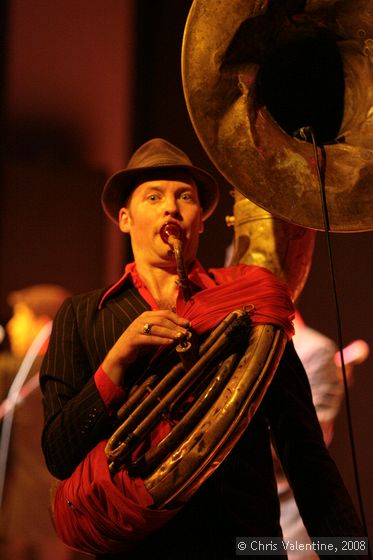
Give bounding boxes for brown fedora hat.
[101,138,219,223]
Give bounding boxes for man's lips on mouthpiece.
[160,222,183,245]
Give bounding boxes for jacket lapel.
[103,286,151,328]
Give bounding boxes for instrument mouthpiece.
[160,222,182,245]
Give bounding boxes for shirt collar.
[98,259,217,309]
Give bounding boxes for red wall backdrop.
[1,0,372,546]
[1,0,135,308]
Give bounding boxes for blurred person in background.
[274,310,369,558]
[0,284,90,560]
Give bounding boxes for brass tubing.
[109,316,247,469]
[168,235,192,302]
[105,310,251,471]
[176,330,199,371]
[105,362,185,467]
[107,309,246,468]
[145,326,287,508]
[159,223,192,302]
[115,374,159,422]
[129,352,241,478]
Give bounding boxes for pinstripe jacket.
[40,284,152,479]
[40,279,364,559]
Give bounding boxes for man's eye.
[147,194,160,202]
[180,192,193,201]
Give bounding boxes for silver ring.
[143,322,152,335]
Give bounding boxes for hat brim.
[101,163,219,223]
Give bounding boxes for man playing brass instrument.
[40,139,365,559]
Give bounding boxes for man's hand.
[102,310,191,386]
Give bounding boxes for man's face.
[118,177,204,270]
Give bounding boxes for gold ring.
[143,322,152,335]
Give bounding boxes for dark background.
[0,0,372,544]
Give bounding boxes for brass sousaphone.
[107,0,373,512]
[183,0,373,232]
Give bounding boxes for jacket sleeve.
[264,341,364,539]
[40,298,116,480]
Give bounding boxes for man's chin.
[153,245,196,270]
[152,251,177,269]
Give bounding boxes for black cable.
[303,126,371,553]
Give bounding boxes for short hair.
[7,284,71,319]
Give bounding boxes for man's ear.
[119,208,131,233]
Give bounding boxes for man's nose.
[164,196,181,217]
